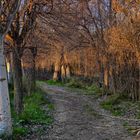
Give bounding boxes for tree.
[32,0,140,101]
[9,0,37,114]
[0,0,21,136]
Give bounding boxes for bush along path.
[10,88,54,140]
[38,81,140,140]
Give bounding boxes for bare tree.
[0,0,21,136]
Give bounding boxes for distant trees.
[34,0,140,100]
[34,0,80,81]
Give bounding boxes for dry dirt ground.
[39,83,140,140]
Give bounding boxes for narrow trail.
[40,83,139,140]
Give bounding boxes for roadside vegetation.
[101,94,140,118]
[46,78,103,95]
[10,87,54,140]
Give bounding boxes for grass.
[100,94,127,116]
[123,122,140,135]
[100,94,140,117]
[46,80,64,86]
[47,103,55,110]
[84,104,101,117]
[85,84,103,96]
[65,77,85,89]
[10,88,54,139]
[45,78,103,97]
[13,127,29,136]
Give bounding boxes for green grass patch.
[84,104,101,117]
[100,94,127,116]
[86,84,100,92]
[66,80,103,97]
[85,84,103,96]
[13,127,29,136]
[66,78,85,89]
[46,79,64,86]
[10,88,53,139]
[47,103,55,110]
[43,78,103,97]
[100,94,140,117]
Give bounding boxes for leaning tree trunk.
[12,47,23,114]
[0,36,12,136]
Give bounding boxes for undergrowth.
[46,78,103,96]
[46,80,64,86]
[10,88,54,139]
[100,94,140,117]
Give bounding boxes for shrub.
[66,77,85,89]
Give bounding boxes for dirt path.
[40,83,139,140]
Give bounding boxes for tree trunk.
[99,63,104,88]
[138,61,140,101]
[30,58,36,93]
[53,62,60,81]
[104,66,109,89]
[66,65,71,79]
[61,65,66,82]
[109,66,115,93]
[0,36,12,136]
[12,47,23,114]
[6,55,13,84]
[27,66,36,95]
